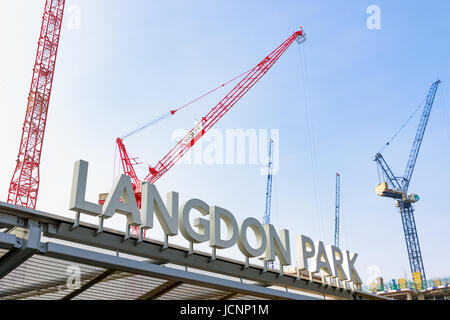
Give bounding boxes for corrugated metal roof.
[0,252,104,300]
[158,283,228,300]
[0,249,283,300]
[75,272,167,300]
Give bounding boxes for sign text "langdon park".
[69,160,362,284]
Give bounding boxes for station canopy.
[0,202,382,300]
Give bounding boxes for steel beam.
[219,292,239,300]
[62,269,117,300]
[0,220,41,280]
[0,232,19,251]
[0,213,25,230]
[137,280,182,300]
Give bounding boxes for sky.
[0,0,449,284]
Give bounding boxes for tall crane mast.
[116,138,143,208]
[263,138,274,226]
[116,28,306,203]
[7,0,66,209]
[263,138,274,269]
[334,173,340,248]
[374,80,441,289]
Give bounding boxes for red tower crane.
[7,0,66,209]
[116,28,306,206]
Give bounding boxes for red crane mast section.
[116,137,143,207]
[8,0,66,209]
[117,28,306,205]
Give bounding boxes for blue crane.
[334,173,340,248]
[263,138,274,226]
[263,138,274,269]
[374,80,441,289]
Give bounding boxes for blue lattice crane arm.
[263,139,274,226]
[334,173,341,248]
[402,80,441,192]
[374,153,402,190]
[263,138,274,270]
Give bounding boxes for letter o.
[237,217,267,257]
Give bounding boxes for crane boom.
[7,0,66,209]
[143,28,306,184]
[374,153,402,190]
[116,138,140,188]
[116,137,142,207]
[402,80,441,192]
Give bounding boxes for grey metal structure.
[0,202,385,300]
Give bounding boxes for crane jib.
[119,28,306,186]
[183,122,205,147]
[145,28,306,183]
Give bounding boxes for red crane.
[7,0,66,209]
[116,28,306,207]
[116,137,143,208]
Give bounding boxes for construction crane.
[334,173,340,248]
[263,138,274,226]
[115,28,306,207]
[7,0,66,209]
[374,80,441,289]
[263,138,274,269]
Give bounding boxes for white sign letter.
[69,160,101,216]
[101,174,142,227]
[297,235,315,271]
[326,245,348,280]
[237,218,267,258]
[310,241,333,276]
[343,250,363,285]
[141,182,179,236]
[264,224,291,266]
[209,206,238,249]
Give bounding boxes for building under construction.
[364,276,450,300]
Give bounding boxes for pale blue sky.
[0,0,449,283]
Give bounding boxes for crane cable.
[377,97,427,154]
[115,66,255,181]
[298,44,325,240]
[120,66,254,140]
